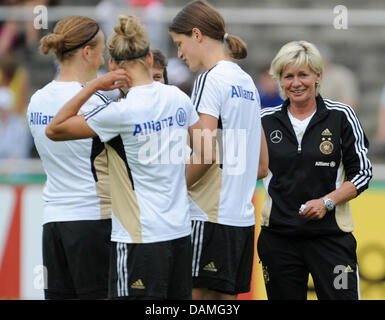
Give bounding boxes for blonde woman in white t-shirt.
[169,0,268,300]
[27,16,112,299]
[46,15,211,300]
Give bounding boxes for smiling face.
[280,63,321,105]
[152,66,165,83]
[170,31,202,72]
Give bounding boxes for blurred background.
[0,0,384,300]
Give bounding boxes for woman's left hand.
[88,70,131,92]
[299,199,327,220]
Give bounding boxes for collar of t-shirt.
[287,109,316,144]
[214,59,238,69]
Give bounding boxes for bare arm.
[258,126,269,180]
[300,104,370,220]
[326,181,357,205]
[46,70,130,141]
[186,114,217,187]
[300,181,357,220]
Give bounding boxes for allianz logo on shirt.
[231,85,255,101]
[29,112,54,125]
[133,108,187,137]
[133,116,173,136]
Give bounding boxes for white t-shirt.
[27,81,112,224]
[189,60,262,227]
[288,110,316,145]
[86,81,199,244]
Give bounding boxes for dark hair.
[169,0,247,60]
[151,49,168,84]
[40,16,100,62]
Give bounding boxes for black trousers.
[257,229,360,300]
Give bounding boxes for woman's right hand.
[88,70,131,92]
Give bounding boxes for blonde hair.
[40,16,99,62]
[108,15,150,68]
[169,0,247,60]
[270,40,323,99]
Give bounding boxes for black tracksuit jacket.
[260,95,372,236]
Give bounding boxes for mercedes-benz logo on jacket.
[270,130,283,143]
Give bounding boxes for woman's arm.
[186,113,217,187]
[299,181,357,220]
[46,70,130,141]
[300,105,372,221]
[258,126,269,180]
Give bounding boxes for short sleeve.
[85,101,121,142]
[195,74,221,119]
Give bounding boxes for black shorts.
[257,228,360,300]
[108,235,192,300]
[191,220,255,295]
[42,219,111,299]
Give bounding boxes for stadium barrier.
[1,172,384,300]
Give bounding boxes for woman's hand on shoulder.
[87,70,131,92]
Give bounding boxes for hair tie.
[223,33,229,41]
[62,25,100,54]
[112,48,150,62]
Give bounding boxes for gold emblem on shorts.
[203,261,218,272]
[320,137,334,155]
[321,128,332,136]
[131,279,145,289]
[345,265,354,273]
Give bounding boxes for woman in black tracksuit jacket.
[257,40,372,300]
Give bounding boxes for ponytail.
[225,34,247,60]
[39,16,99,62]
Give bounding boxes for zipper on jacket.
[297,143,302,154]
